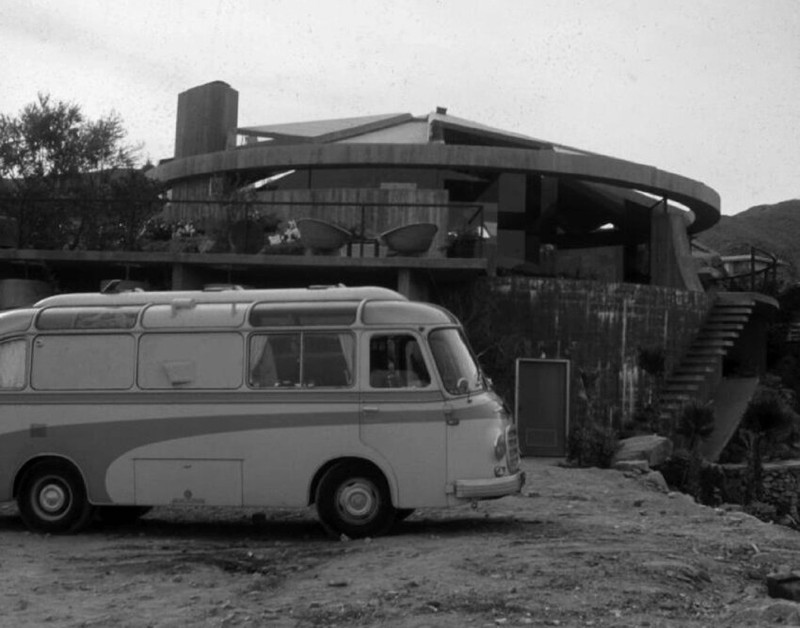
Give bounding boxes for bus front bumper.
[453,471,525,500]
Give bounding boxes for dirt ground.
[2,459,800,628]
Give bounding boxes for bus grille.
[506,425,520,472]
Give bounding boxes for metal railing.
[0,196,488,259]
[719,246,779,293]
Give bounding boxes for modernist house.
[0,80,778,457]
[149,81,721,299]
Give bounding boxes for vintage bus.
[0,285,523,537]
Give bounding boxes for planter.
[380,223,438,256]
[296,218,352,254]
[229,220,268,254]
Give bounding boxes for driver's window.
[369,334,431,388]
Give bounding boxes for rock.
[612,434,673,467]
[767,571,800,601]
[639,470,669,494]
[613,459,650,473]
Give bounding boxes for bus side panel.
[107,424,371,508]
[359,391,449,508]
[0,392,371,508]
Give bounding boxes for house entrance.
[515,359,570,457]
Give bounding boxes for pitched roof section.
[238,109,563,149]
[427,112,556,150]
[238,113,414,144]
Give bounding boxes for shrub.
[675,399,715,451]
[567,422,618,468]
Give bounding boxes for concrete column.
[650,202,703,292]
[171,264,206,290]
[396,269,429,301]
[496,173,527,265]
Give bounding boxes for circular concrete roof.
[152,143,720,233]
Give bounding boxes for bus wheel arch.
[312,458,397,538]
[15,457,93,534]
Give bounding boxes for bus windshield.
[429,328,485,395]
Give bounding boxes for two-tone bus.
[0,285,523,537]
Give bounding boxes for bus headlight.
[494,433,507,460]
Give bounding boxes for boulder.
[639,470,669,494]
[612,434,673,468]
[767,571,800,602]
[613,459,650,473]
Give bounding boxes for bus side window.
[302,333,353,388]
[406,339,431,388]
[0,338,26,390]
[250,333,300,388]
[369,335,430,388]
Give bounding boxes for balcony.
[0,196,491,291]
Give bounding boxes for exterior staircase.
[658,293,757,444]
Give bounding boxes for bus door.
[359,332,447,507]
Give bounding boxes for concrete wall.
[650,205,703,292]
[440,276,713,427]
[175,81,238,159]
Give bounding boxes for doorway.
[515,359,570,457]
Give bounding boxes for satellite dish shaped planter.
[296,218,352,254]
[380,223,438,256]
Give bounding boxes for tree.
[0,94,163,250]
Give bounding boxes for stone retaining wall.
[440,276,713,426]
[720,460,800,517]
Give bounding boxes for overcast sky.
[1,0,798,215]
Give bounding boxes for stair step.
[697,331,741,340]
[686,347,728,356]
[664,385,700,394]
[681,354,720,361]
[693,339,735,348]
[660,394,695,404]
[704,323,745,331]
[710,307,754,315]
[707,315,750,323]
[666,373,706,388]
[673,365,715,374]
[715,295,756,306]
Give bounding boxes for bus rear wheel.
[17,461,92,534]
[316,463,396,538]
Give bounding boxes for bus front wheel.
[316,463,396,538]
[17,461,92,534]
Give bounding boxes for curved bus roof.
[33,285,407,308]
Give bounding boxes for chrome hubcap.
[32,477,71,520]
[39,484,67,513]
[337,480,377,522]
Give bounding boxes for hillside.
[697,199,800,281]
[2,459,800,626]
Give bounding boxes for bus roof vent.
[308,284,346,290]
[203,284,244,291]
[171,298,196,313]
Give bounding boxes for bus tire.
[316,462,396,538]
[17,461,93,534]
